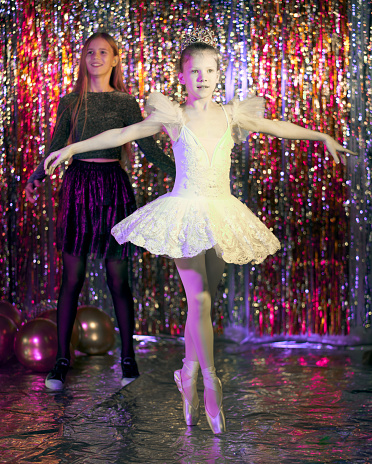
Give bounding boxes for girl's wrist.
[319,133,330,143]
[68,145,77,157]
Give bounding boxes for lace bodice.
[172,117,234,198]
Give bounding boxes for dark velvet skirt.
[56,159,137,259]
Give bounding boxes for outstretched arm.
[44,116,163,175]
[244,118,356,164]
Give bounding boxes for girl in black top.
[26,32,175,390]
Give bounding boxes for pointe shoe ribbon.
[202,366,226,434]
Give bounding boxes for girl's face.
[179,51,220,100]
[85,37,118,80]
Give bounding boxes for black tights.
[56,252,135,361]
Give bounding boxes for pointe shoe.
[174,358,200,426]
[202,366,226,434]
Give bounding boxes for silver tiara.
[181,27,218,52]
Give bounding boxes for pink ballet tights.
[175,250,225,418]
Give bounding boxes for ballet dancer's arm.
[243,118,356,164]
[44,117,163,176]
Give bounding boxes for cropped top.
[27,91,176,185]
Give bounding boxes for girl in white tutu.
[45,27,354,433]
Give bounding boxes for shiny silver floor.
[1,336,372,463]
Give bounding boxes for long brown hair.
[69,32,128,143]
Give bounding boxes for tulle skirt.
[56,159,136,259]
[112,192,280,265]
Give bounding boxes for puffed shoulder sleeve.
[226,93,266,144]
[145,92,183,141]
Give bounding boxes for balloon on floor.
[0,301,22,328]
[0,315,18,364]
[76,306,115,355]
[14,319,58,372]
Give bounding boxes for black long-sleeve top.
[27,90,175,185]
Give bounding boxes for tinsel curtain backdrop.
[0,0,371,343]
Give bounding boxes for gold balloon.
[0,300,22,327]
[14,319,58,372]
[76,306,115,355]
[0,315,17,364]
[38,309,81,348]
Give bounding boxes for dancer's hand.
[25,180,41,204]
[323,135,358,165]
[44,146,74,176]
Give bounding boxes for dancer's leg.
[56,252,87,360]
[183,248,224,362]
[175,254,212,368]
[105,258,135,360]
[203,249,225,421]
[175,254,222,417]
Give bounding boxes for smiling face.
[85,36,118,80]
[178,51,220,101]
